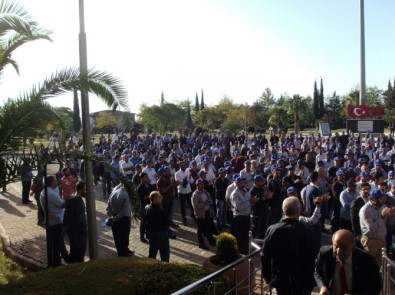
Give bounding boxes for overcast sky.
[1,0,395,114]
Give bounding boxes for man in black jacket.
[315,229,382,295]
[63,181,87,263]
[261,196,316,295]
[145,191,170,262]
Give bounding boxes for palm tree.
[284,94,308,134]
[267,107,289,134]
[0,0,52,76]
[0,0,128,177]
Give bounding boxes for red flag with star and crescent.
[347,105,382,119]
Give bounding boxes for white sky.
[1,0,395,114]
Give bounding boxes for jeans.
[216,199,227,228]
[148,231,170,262]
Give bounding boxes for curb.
[0,222,44,271]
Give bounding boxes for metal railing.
[382,248,395,295]
[172,238,264,295]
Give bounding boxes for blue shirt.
[40,187,64,226]
[340,188,358,221]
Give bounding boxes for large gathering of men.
[18,129,395,294]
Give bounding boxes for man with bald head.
[315,229,382,295]
[261,197,316,295]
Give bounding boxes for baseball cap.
[287,186,297,194]
[254,175,264,181]
[198,169,207,176]
[232,173,240,180]
[333,157,340,161]
[369,189,386,199]
[235,176,246,183]
[360,171,368,177]
[135,164,142,169]
[218,168,226,174]
[336,169,344,176]
[196,178,204,185]
[389,170,395,177]
[286,165,295,170]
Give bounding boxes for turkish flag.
[347,105,370,119]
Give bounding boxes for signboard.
[346,120,385,133]
[319,122,331,136]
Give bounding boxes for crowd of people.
[20,129,395,293]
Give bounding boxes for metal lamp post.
[78,0,98,260]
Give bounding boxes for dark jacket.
[261,218,316,292]
[64,196,87,234]
[315,245,382,295]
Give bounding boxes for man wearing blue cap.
[214,168,229,231]
[230,177,258,254]
[331,169,346,234]
[192,178,215,250]
[250,175,272,239]
[268,167,286,225]
[359,188,395,266]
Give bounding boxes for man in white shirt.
[142,159,158,186]
[174,160,195,225]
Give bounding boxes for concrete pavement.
[0,176,214,271]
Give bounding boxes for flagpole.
[359,0,366,105]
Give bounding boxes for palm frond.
[0,97,61,153]
[17,67,129,111]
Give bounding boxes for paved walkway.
[0,176,213,270]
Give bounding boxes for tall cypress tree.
[160,91,165,105]
[319,78,325,117]
[195,91,199,112]
[200,89,205,110]
[73,89,81,133]
[313,80,319,119]
[186,99,193,129]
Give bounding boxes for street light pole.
[359,0,366,105]
[78,0,98,260]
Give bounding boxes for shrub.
[215,232,241,265]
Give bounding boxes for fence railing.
[171,238,265,295]
[382,248,395,295]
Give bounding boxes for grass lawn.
[0,246,26,285]
[0,252,228,295]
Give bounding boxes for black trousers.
[179,193,195,223]
[111,216,131,256]
[22,180,31,203]
[231,215,250,255]
[67,228,87,263]
[48,223,63,267]
[197,211,214,246]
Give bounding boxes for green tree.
[200,89,205,110]
[185,99,193,129]
[195,107,225,131]
[73,89,81,133]
[53,106,73,132]
[325,91,345,129]
[256,87,276,112]
[0,1,128,155]
[383,79,395,123]
[195,91,199,113]
[313,80,319,119]
[160,91,165,105]
[138,103,185,133]
[94,112,117,130]
[319,78,325,117]
[267,107,289,134]
[284,94,309,133]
